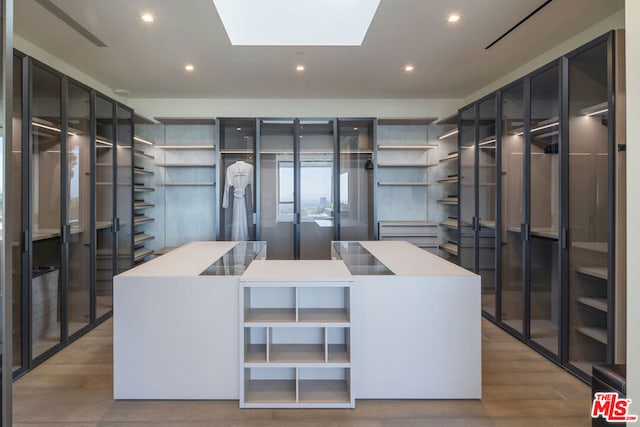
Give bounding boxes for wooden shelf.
[440,153,458,162]
[134,234,155,245]
[480,220,496,229]
[134,247,154,262]
[134,168,154,176]
[437,197,458,205]
[245,308,296,324]
[439,218,458,229]
[134,216,154,225]
[134,202,155,210]
[298,308,349,324]
[575,266,608,281]
[576,327,607,344]
[577,297,608,312]
[134,150,154,160]
[572,241,607,253]
[134,185,154,192]
[440,242,459,256]
[438,176,458,183]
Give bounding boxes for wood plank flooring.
[13,318,592,426]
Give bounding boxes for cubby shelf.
[440,242,459,256]
[577,326,608,345]
[240,260,354,408]
[577,297,608,312]
[575,266,608,281]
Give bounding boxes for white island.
[114,240,481,404]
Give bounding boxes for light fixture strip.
[586,108,609,117]
[438,129,459,140]
[97,138,114,147]
[134,136,154,145]
[32,121,77,136]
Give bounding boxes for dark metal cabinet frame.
[13,50,133,377]
[466,31,622,384]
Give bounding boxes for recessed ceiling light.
[353,127,358,131]
[296,65,305,72]
[141,13,154,23]
[448,14,461,23]
[236,127,242,131]
[185,64,195,72]
[404,65,414,72]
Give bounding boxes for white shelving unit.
[133,131,156,264]
[240,260,354,408]
[378,221,439,252]
[434,114,459,263]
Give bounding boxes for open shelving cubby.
[240,260,354,408]
[376,118,442,254]
[431,113,460,263]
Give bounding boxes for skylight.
[212,0,381,46]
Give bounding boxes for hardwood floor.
[13,318,592,426]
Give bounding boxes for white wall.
[462,9,625,105]
[127,97,461,122]
[625,0,638,414]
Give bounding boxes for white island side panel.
[351,274,481,399]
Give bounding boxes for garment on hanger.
[222,160,254,241]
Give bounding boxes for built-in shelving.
[134,216,154,225]
[439,218,458,229]
[134,185,154,192]
[440,153,458,162]
[576,327,608,345]
[577,297,608,312]
[134,247,155,262]
[133,233,155,245]
[437,197,458,205]
[240,261,354,408]
[134,168,154,176]
[439,242,459,256]
[575,266,608,281]
[134,201,155,210]
[134,150,154,160]
[438,175,458,184]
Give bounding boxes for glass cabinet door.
[95,95,114,320]
[458,105,476,271]
[219,119,256,241]
[30,64,62,359]
[116,105,133,273]
[299,119,336,259]
[66,82,91,336]
[500,82,526,334]
[337,119,374,241]
[566,40,610,375]
[259,120,295,259]
[478,95,498,317]
[528,64,561,356]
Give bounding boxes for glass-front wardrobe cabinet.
[13,54,133,372]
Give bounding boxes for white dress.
[222,161,254,241]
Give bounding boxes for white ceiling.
[14,0,624,99]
